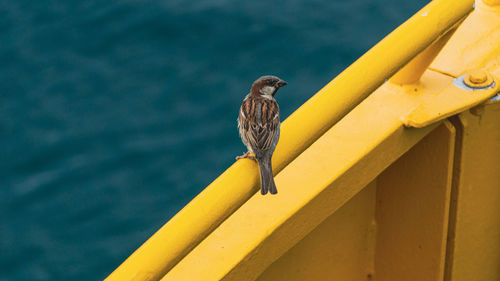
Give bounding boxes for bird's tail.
[257,156,277,195]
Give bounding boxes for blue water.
[1,0,426,280]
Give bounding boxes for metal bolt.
[463,70,494,89]
[467,70,487,84]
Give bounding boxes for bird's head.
[251,75,287,98]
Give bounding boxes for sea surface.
[1,0,426,280]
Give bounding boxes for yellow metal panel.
[444,103,500,281]
[255,182,377,281]
[483,0,500,6]
[161,70,453,281]
[375,122,455,281]
[403,75,499,128]
[106,1,474,280]
[430,0,500,78]
[256,120,457,281]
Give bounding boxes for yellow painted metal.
[106,1,474,280]
[375,122,455,280]
[161,69,454,281]
[403,71,499,128]
[444,104,500,281]
[483,0,500,6]
[257,182,377,281]
[256,122,456,281]
[430,0,500,78]
[389,28,456,85]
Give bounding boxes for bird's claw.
[236,152,256,161]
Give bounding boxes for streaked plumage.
[237,75,287,195]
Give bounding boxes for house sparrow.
[237,75,287,195]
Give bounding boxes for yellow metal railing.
[103,0,500,280]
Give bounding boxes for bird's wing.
[239,96,280,154]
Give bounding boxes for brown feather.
[239,95,279,155]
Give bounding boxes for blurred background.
[1,0,426,280]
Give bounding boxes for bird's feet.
[236,151,256,161]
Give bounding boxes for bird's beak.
[277,80,288,88]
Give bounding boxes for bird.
[237,75,287,195]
